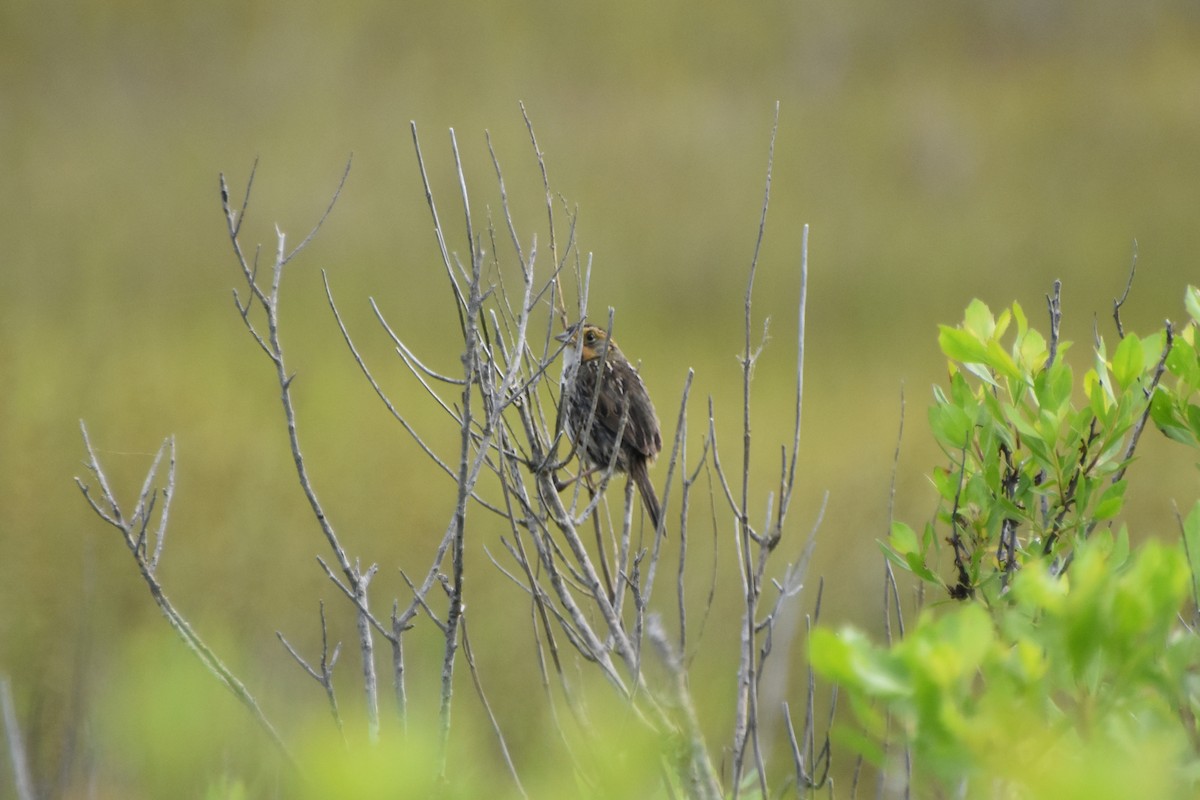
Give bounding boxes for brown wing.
[603,359,662,461]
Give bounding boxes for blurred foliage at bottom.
[813,533,1200,799]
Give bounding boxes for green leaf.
[948,370,976,407]
[1083,368,1110,416]
[939,326,990,365]
[807,627,854,682]
[993,307,1012,341]
[905,552,941,584]
[1011,557,1069,612]
[809,628,911,699]
[1187,403,1200,439]
[1111,333,1144,391]
[929,466,958,501]
[1017,327,1047,370]
[1112,523,1130,568]
[829,725,887,769]
[1034,362,1073,414]
[938,321,1021,381]
[985,340,1021,381]
[963,298,996,340]
[1140,330,1166,369]
[1185,285,1200,326]
[1150,389,1194,444]
[1183,500,1200,608]
[1165,336,1200,388]
[1012,300,1028,336]
[922,604,994,686]
[1092,480,1126,521]
[1036,407,1064,445]
[1091,340,1113,395]
[881,542,911,572]
[929,403,972,450]
[890,521,919,554]
[1002,403,1040,442]
[1158,424,1194,446]
[962,361,1001,388]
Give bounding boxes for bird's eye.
[584,331,595,344]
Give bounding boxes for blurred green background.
[5,0,1200,795]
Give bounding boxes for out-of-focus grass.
[4,0,1200,793]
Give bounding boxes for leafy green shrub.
[812,285,1200,798]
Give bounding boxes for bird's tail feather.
[632,461,663,536]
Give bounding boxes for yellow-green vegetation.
[813,286,1200,797]
[813,536,1197,799]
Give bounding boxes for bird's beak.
[555,327,576,344]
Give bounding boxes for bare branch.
[461,617,529,799]
[732,101,781,800]
[277,601,345,740]
[75,424,298,771]
[221,161,386,739]
[519,101,569,329]
[1113,321,1174,486]
[410,121,469,331]
[1113,239,1138,338]
[282,156,353,265]
[780,224,809,523]
[1044,279,1063,370]
[884,385,908,642]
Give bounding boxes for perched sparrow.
[557,323,663,531]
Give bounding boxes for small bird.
[557,323,663,531]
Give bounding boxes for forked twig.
[75,422,297,771]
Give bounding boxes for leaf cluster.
[814,531,1200,797]
[813,285,1200,797]
[893,291,1170,600]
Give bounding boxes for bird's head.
[557,324,618,363]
